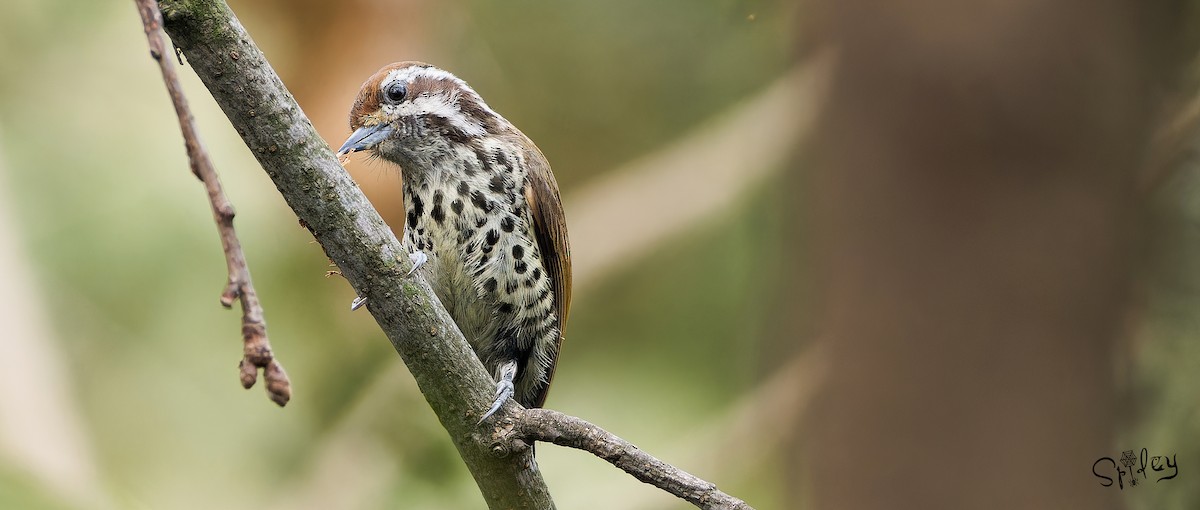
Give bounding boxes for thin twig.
[134,0,291,406]
[504,409,755,510]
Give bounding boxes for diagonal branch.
[151,0,552,507]
[147,1,756,508]
[134,0,290,406]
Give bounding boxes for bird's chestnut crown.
[337,62,512,158]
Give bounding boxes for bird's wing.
[523,144,571,408]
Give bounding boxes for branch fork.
[490,409,752,510]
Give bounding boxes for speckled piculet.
[337,62,571,420]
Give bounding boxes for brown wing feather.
[522,143,571,409]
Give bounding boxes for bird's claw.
[350,251,425,311]
[479,380,515,423]
[406,251,428,277]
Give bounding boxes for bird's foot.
[406,251,428,277]
[479,380,514,423]
[479,360,519,423]
[349,251,427,312]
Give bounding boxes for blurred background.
[0,1,1198,509]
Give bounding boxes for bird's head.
[336,62,509,168]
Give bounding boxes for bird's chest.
[401,157,549,354]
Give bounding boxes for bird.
[336,62,571,421]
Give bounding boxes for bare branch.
[150,0,553,506]
[133,0,290,406]
[146,0,757,508]
[504,409,753,510]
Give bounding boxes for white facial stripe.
[381,65,503,124]
[386,66,462,86]
[382,90,487,137]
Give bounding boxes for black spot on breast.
[407,210,418,228]
[505,280,518,294]
[486,229,500,246]
[489,174,506,194]
[500,216,515,232]
[483,278,497,292]
[524,277,535,288]
[474,147,492,172]
[537,288,550,301]
[431,204,445,224]
[498,302,515,314]
[457,181,470,196]
[410,194,425,218]
[515,260,528,274]
[451,199,464,215]
[532,267,542,279]
[494,149,509,169]
[512,245,524,259]
[471,190,494,212]
[475,217,487,229]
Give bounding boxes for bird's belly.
[417,234,500,360]
[401,173,559,406]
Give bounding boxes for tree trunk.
[797,1,1178,508]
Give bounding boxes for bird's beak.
[337,123,394,157]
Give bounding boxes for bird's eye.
[384,82,407,103]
